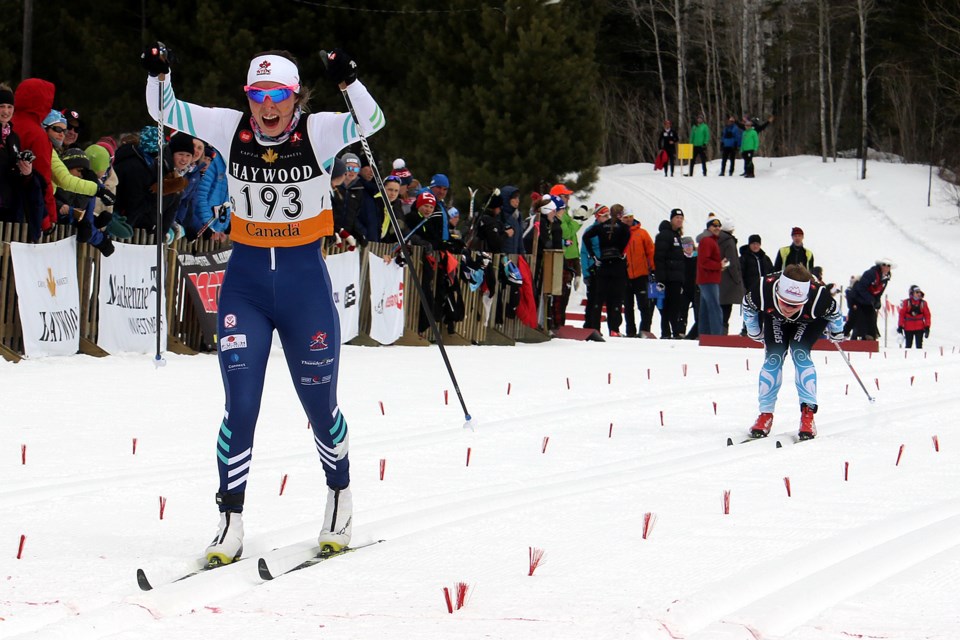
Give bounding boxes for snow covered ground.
[2,155,959,639]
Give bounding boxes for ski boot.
[205,511,244,566]
[798,403,817,441]
[318,486,353,554]
[750,412,774,438]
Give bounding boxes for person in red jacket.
[897,285,931,349]
[11,78,57,234]
[620,209,656,337]
[696,216,726,335]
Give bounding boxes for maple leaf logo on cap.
[256,60,271,76]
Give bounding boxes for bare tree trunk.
[740,0,749,116]
[645,0,669,120]
[826,5,836,160]
[857,0,871,180]
[753,4,763,117]
[819,0,828,161]
[674,0,687,133]
[833,31,855,161]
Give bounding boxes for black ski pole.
[328,57,474,428]
[834,342,875,403]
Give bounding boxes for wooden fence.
[0,222,551,362]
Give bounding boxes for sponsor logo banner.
[178,249,231,350]
[98,242,167,354]
[325,251,360,343]
[10,238,81,357]
[368,258,404,345]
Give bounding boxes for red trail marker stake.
[783,477,792,497]
[659,410,664,426]
[279,473,288,496]
[541,436,549,454]
[896,444,905,466]
[443,587,454,614]
[608,422,613,438]
[379,458,386,480]
[647,368,651,380]
[712,401,717,415]
[844,461,850,482]
[21,444,26,465]
[159,496,167,520]
[682,364,687,377]
[455,582,470,610]
[132,438,138,455]
[466,447,472,467]
[933,435,940,452]
[910,375,915,387]
[746,358,750,371]
[566,377,571,390]
[507,382,511,395]
[607,372,612,384]
[528,547,546,576]
[845,384,849,396]
[715,363,720,374]
[17,534,26,559]
[874,378,880,390]
[379,400,385,415]
[722,490,731,515]
[444,389,449,405]
[642,512,656,539]
[935,372,939,382]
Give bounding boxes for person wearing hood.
[897,285,931,349]
[847,259,893,340]
[499,185,523,254]
[12,78,58,234]
[0,83,42,235]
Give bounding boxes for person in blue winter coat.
[499,185,523,254]
[579,212,601,330]
[192,147,230,239]
[719,116,742,176]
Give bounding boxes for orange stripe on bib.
[229,209,334,248]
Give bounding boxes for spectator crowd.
[0,78,927,345]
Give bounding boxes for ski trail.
[661,499,960,639]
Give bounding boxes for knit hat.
[429,173,450,188]
[909,284,923,296]
[84,144,111,174]
[748,234,762,244]
[447,206,460,220]
[593,204,610,219]
[392,158,406,170]
[0,88,14,106]
[330,158,347,180]
[876,258,896,268]
[416,191,437,210]
[723,215,736,231]
[488,194,503,210]
[341,152,361,166]
[670,207,684,219]
[62,148,90,171]
[168,132,195,155]
[706,212,721,228]
[791,226,804,236]
[42,109,67,128]
[138,125,160,156]
[96,136,118,160]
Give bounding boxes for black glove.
[320,49,358,86]
[896,326,904,335]
[872,298,881,310]
[96,185,116,207]
[141,41,173,76]
[925,327,930,338]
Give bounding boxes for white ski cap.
[393,158,406,170]
[247,55,300,87]
[775,274,810,305]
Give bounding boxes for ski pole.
[834,342,875,403]
[153,48,170,368]
[327,56,474,429]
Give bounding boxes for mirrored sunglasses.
[243,84,299,103]
[346,166,360,173]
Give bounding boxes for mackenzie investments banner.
[178,249,231,350]
[324,251,360,343]
[97,243,167,354]
[9,237,81,357]
[367,257,404,345]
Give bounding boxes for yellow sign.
[678,143,694,160]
